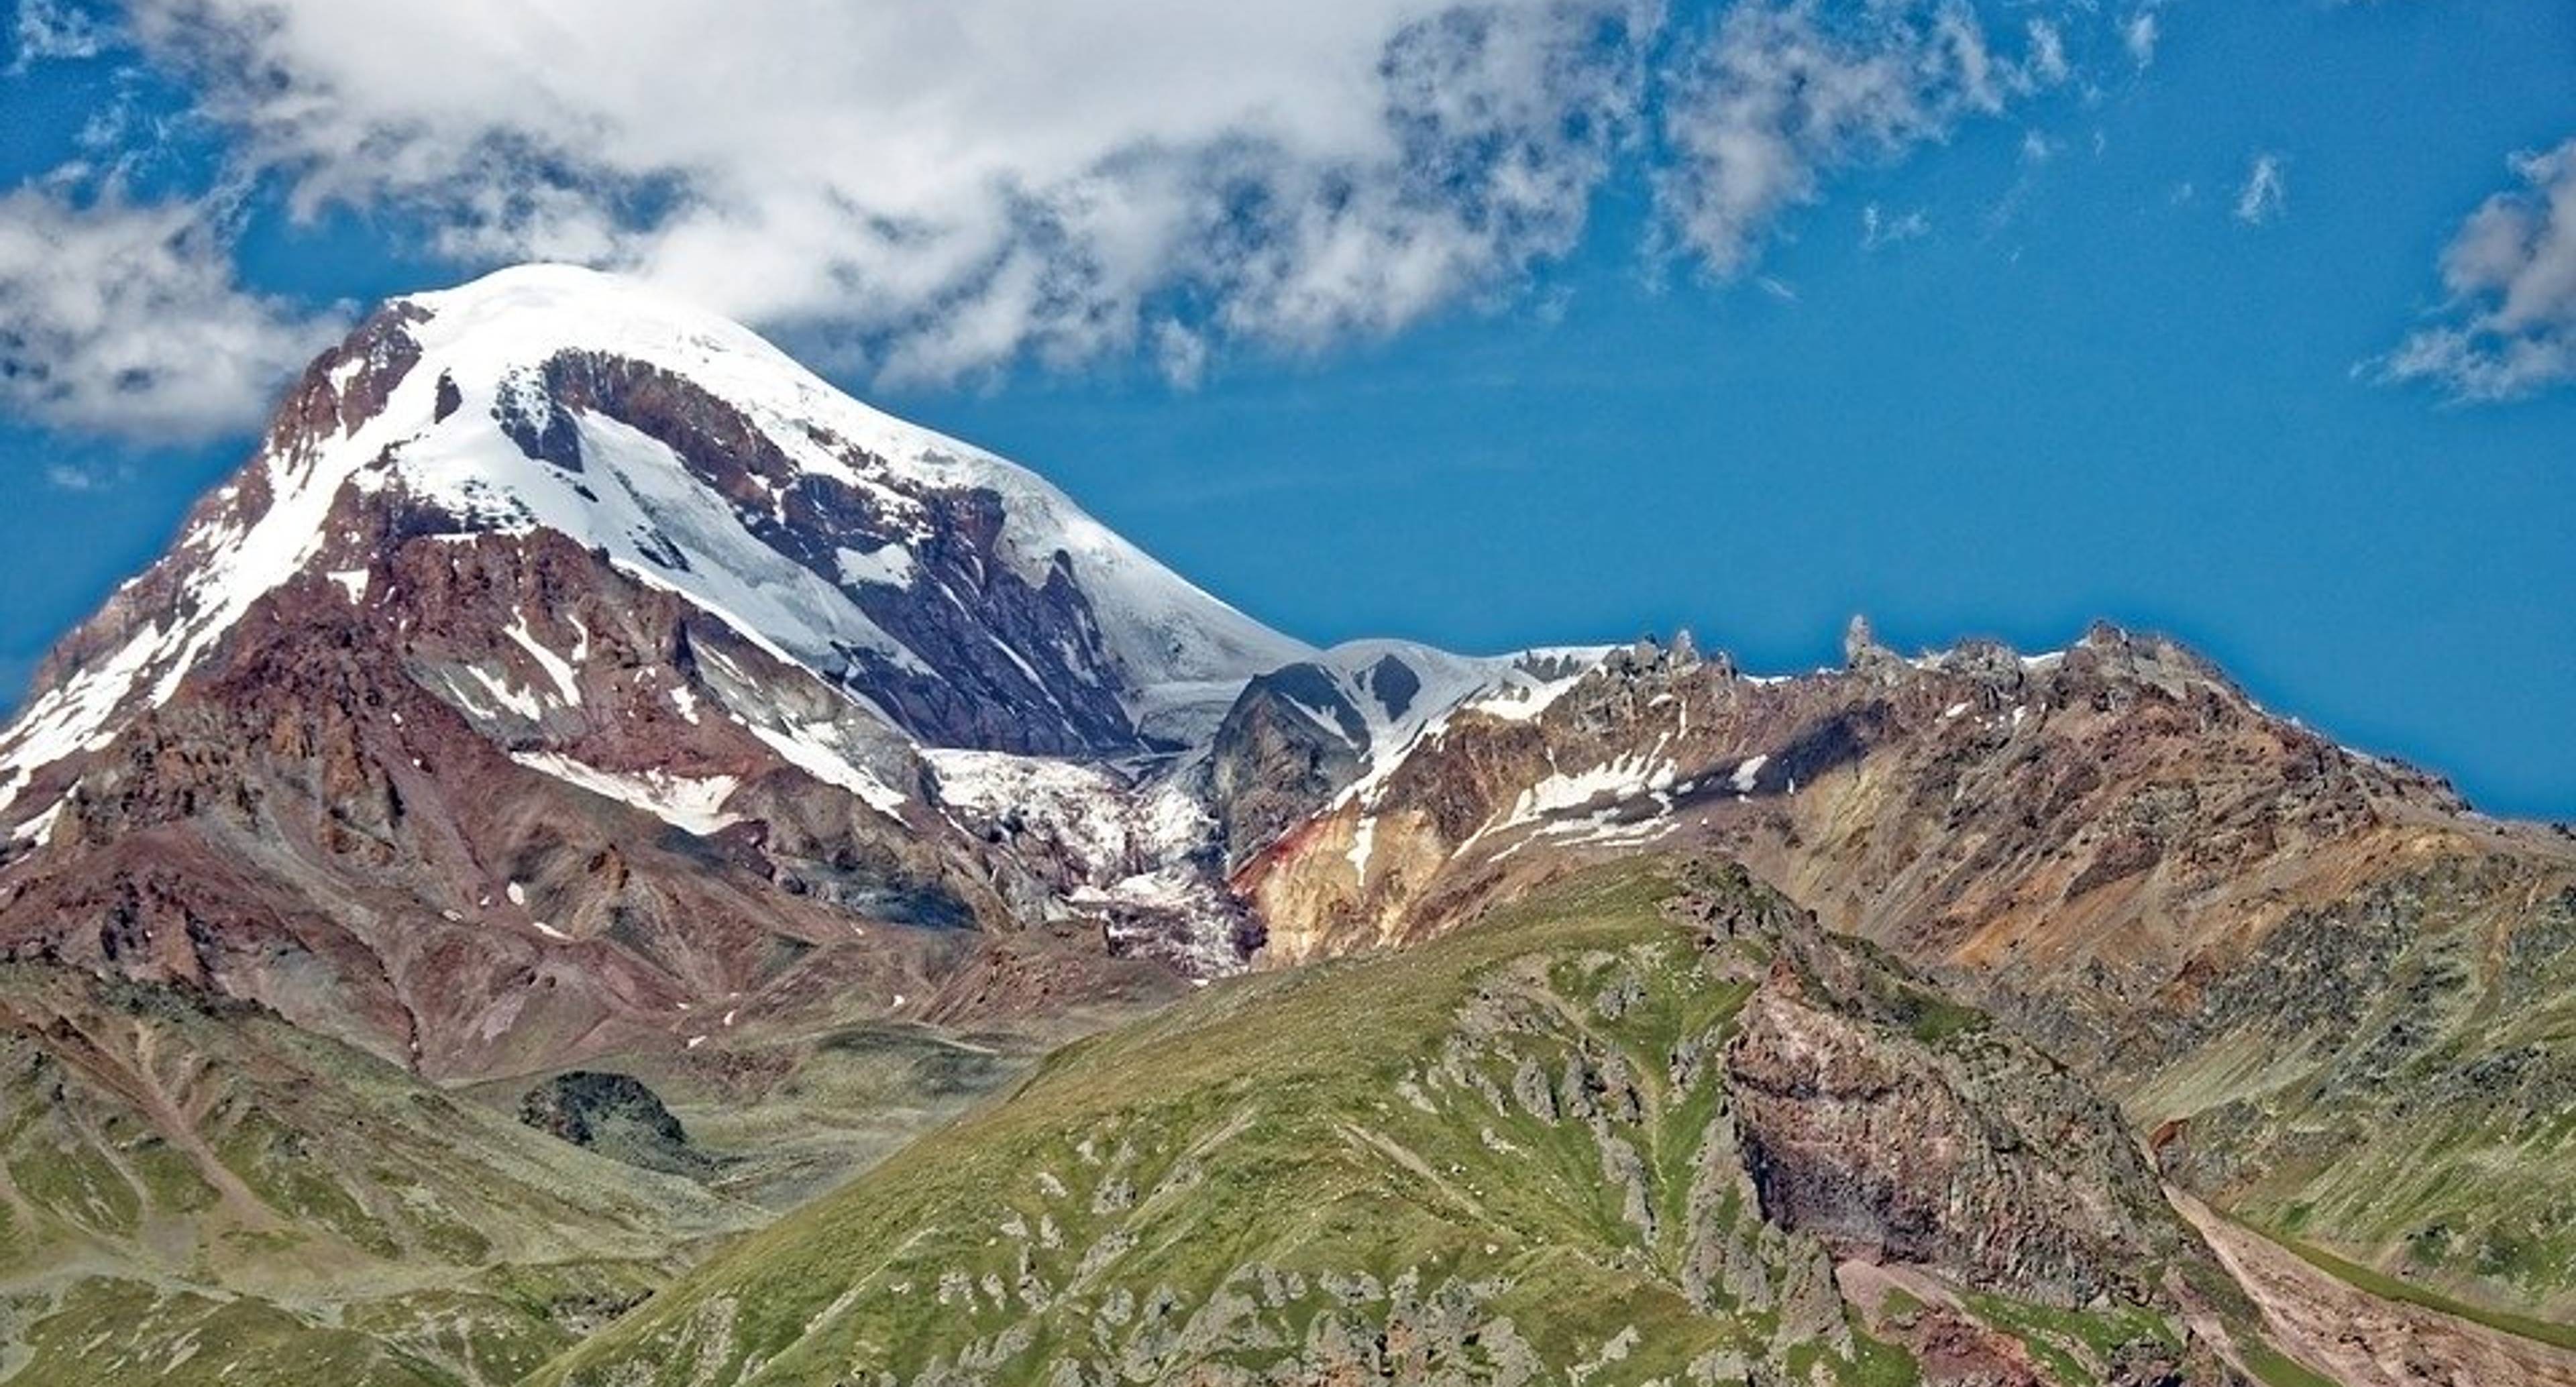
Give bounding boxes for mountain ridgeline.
[0,266,2569,1386]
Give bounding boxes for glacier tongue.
[924,746,1245,973]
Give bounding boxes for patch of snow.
[1348,815,1377,883]
[1322,642,1614,812]
[506,881,527,906]
[1066,863,1212,915]
[746,719,907,816]
[511,751,743,836]
[11,799,64,848]
[1729,755,1767,793]
[1459,653,1599,724]
[327,569,370,602]
[1280,693,1360,746]
[504,611,584,706]
[392,265,1310,718]
[926,747,1237,967]
[530,920,570,941]
[1493,805,1679,863]
[927,749,1136,868]
[0,616,180,815]
[456,663,548,721]
[934,750,1223,873]
[837,542,916,588]
[1503,750,1678,830]
[669,685,702,724]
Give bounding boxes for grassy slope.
[0,968,761,1386]
[2123,875,2576,1321]
[535,861,2218,1387]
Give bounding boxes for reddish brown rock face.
[1725,960,2184,1309]
[0,530,1020,1080]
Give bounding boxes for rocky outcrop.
[520,1070,712,1177]
[1727,964,2184,1310]
[1207,664,1366,864]
[1674,863,2207,1314]
[0,527,1036,1080]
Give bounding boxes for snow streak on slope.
[1312,641,1611,811]
[508,752,745,836]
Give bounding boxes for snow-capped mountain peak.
[0,265,1312,818]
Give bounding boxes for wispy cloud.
[9,0,110,72]
[125,0,1666,390]
[1861,203,1931,250]
[2122,9,2160,70]
[2371,136,2576,402]
[2234,152,2288,226]
[1654,1,2069,278]
[0,187,343,439]
[42,461,110,491]
[2026,18,2070,87]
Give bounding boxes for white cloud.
[1653,1,2061,279]
[2123,10,2159,70]
[123,0,1658,386]
[2025,19,2070,87]
[0,0,2137,431]
[2233,152,2288,225]
[9,0,109,71]
[1860,203,1931,249]
[0,188,343,439]
[2374,137,2576,402]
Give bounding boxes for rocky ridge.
[1224,620,2576,1317]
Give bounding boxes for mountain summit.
[0,264,1307,803]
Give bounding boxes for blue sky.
[1,1,2571,818]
